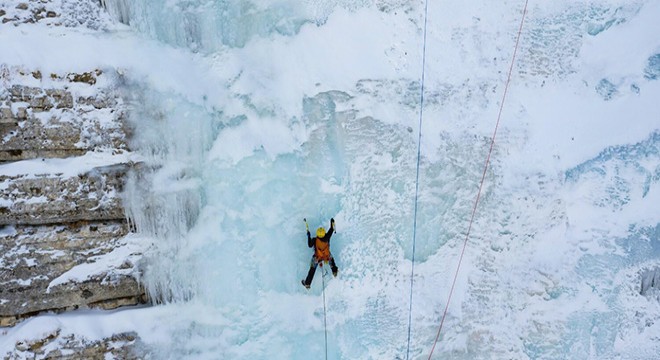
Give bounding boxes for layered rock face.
[0,65,147,326]
[6,330,142,359]
[0,72,148,360]
[1,1,147,357]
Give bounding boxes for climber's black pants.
[303,255,337,286]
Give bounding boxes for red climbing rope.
[427,1,530,358]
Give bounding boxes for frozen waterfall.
[105,0,660,359]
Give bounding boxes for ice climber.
[301,218,338,289]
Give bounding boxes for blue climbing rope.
[406,0,430,358]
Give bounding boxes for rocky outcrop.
[0,66,146,328]
[1,0,149,358]
[0,221,146,327]
[0,164,127,225]
[0,0,112,29]
[6,331,143,359]
[0,70,128,163]
[0,1,61,26]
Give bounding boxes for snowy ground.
[2,0,660,359]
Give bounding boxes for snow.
[2,0,660,359]
[0,150,133,178]
[46,234,148,292]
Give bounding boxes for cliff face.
[0,64,147,323]
[1,0,146,357]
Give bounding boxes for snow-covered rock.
[0,1,147,357]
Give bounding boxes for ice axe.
[304,218,337,234]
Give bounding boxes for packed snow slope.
[3,0,660,359]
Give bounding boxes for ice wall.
[114,0,660,358]
[100,0,371,51]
